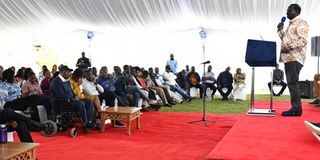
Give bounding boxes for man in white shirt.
[163,65,191,102]
[203,65,217,98]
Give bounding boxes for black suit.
[51,76,95,125]
[0,108,35,142]
[76,57,91,70]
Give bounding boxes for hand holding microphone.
[277,16,286,32]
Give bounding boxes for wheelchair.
[48,99,82,138]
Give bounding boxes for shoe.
[304,121,320,141]
[165,103,172,107]
[114,120,125,127]
[281,108,302,116]
[314,102,320,107]
[222,97,228,100]
[168,101,176,105]
[185,98,192,102]
[83,125,90,134]
[310,99,320,105]
[150,103,161,111]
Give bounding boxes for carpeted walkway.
[206,101,320,160]
[23,112,239,160]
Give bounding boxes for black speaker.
[299,80,314,98]
[245,39,277,67]
[311,36,320,57]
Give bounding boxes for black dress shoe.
[309,99,320,104]
[281,108,302,116]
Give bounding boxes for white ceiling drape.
[0,0,319,34]
[0,0,319,93]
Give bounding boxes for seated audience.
[51,64,58,76]
[97,66,128,106]
[40,70,52,96]
[309,73,320,106]
[232,68,246,101]
[202,65,217,98]
[14,68,25,87]
[82,69,104,111]
[186,66,203,98]
[38,65,48,83]
[176,69,187,91]
[268,64,287,96]
[217,67,233,100]
[142,70,172,107]
[163,65,191,102]
[3,69,52,122]
[50,66,95,131]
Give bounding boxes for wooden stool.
[99,107,142,135]
[0,142,40,160]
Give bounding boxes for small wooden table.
[99,107,142,135]
[0,142,40,160]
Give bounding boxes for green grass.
[159,94,313,114]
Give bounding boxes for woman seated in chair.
[2,69,52,122]
[81,69,104,111]
[232,68,246,101]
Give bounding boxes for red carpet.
[18,112,239,160]
[206,101,320,160]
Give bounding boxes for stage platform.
[206,101,319,160]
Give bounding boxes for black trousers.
[4,95,52,122]
[285,61,303,109]
[204,83,217,97]
[188,83,203,98]
[217,85,233,99]
[268,81,287,95]
[0,108,34,142]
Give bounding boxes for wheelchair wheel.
[70,127,77,138]
[41,120,58,137]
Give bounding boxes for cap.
[60,65,73,72]
[165,65,171,69]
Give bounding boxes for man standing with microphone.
[277,4,309,116]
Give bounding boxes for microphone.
[277,16,286,32]
[281,16,286,23]
[200,61,210,64]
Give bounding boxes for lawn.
[159,94,313,114]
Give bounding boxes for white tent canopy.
[0,0,319,93]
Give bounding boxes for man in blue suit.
[50,65,95,131]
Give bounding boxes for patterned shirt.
[21,80,42,96]
[278,17,309,65]
[0,81,21,104]
[234,73,246,85]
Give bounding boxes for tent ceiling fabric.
[0,0,319,34]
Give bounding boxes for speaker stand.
[247,67,276,116]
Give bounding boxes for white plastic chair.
[189,87,198,97]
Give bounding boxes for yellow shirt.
[69,78,85,99]
[278,17,309,65]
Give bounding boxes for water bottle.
[114,98,118,111]
[0,124,7,144]
[101,99,106,111]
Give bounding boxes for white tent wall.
[0,0,320,94]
